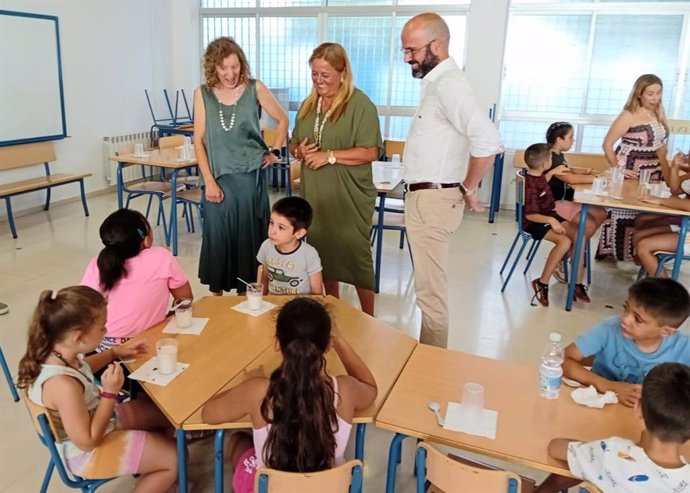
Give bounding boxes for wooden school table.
[182,295,418,493]
[372,160,405,293]
[376,344,689,493]
[124,295,280,493]
[567,180,690,310]
[108,147,197,256]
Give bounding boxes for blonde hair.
[202,37,251,89]
[624,74,669,130]
[17,286,106,388]
[297,43,354,123]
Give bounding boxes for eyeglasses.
[400,39,435,57]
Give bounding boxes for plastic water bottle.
[539,332,564,399]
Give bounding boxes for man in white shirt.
[401,13,503,348]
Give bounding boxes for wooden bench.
[513,149,609,173]
[0,141,91,238]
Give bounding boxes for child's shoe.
[530,279,549,307]
[575,284,591,303]
[552,263,567,283]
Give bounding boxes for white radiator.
[102,131,158,185]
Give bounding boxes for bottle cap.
[549,332,562,342]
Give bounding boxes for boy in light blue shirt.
[563,277,690,407]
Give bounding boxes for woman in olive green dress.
[194,37,288,294]
[290,43,383,316]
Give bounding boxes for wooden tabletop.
[125,296,285,427]
[183,295,417,430]
[375,345,689,476]
[108,147,197,169]
[574,179,690,217]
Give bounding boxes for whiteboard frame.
[0,10,67,147]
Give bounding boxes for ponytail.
[261,338,338,472]
[97,209,150,291]
[17,286,106,388]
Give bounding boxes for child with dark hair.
[536,362,690,492]
[523,143,588,307]
[17,286,176,492]
[562,277,690,407]
[202,297,377,492]
[257,197,323,295]
[80,208,192,350]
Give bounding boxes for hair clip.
[137,228,146,239]
[50,290,58,300]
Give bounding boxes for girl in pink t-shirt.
[81,209,192,350]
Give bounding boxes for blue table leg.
[176,429,188,493]
[171,169,179,256]
[488,153,504,224]
[116,162,124,209]
[672,216,688,280]
[214,430,226,493]
[385,433,409,493]
[375,192,386,293]
[355,423,366,461]
[566,204,588,311]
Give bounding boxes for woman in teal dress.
[290,43,383,316]
[194,37,288,294]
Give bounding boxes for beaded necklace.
[52,350,93,384]
[313,97,334,149]
[216,86,241,132]
[641,107,657,122]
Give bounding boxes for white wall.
[0,0,177,222]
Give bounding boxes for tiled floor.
[1,191,687,492]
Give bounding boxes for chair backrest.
[579,482,603,493]
[20,388,62,443]
[416,443,521,493]
[513,149,526,169]
[0,141,56,171]
[255,459,363,493]
[513,149,608,173]
[159,135,185,149]
[262,128,288,150]
[384,139,405,159]
[290,159,301,191]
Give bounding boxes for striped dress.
[596,122,668,262]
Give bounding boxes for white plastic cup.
[639,169,652,185]
[592,177,605,195]
[134,143,144,157]
[638,182,650,199]
[609,179,624,199]
[247,283,263,311]
[610,166,625,184]
[156,338,178,375]
[175,300,193,328]
[650,182,664,197]
[391,154,401,165]
[460,382,484,426]
[183,136,192,149]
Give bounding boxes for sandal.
[575,284,591,303]
[531,279,549,307]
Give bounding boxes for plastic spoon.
[428,401,445,427]
[237,277,251,287]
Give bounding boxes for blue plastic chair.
[500,170,591,291]
[636,250,690,279]
[0,344,19,402]
[415,443,519,492]
[255,459,363,493]
[20,389,114,492]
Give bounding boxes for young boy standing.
[536,362,690,492]
[563,277,690,407]
[256,197,323,295]
[522,143,588,307]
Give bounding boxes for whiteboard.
[0,10,67,147]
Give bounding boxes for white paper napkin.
[127,356,189,386]
[443,402,498,439]
[570,385,618,408]
[576,189,608,198]
[231,300,276,317]
[162,317,209,335]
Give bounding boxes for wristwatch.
[266,147,281,158]
[458,182,476,196]
[327,150,336,165]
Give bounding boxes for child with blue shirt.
[536,362,690,493]
[563,277,690,407]
[257,196,323,295]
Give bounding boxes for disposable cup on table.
[134,143,145,157]
[639,169,652,185]
[247,283,263,311]
[460,382,484,427]
[156,338,178,375]
[175,300,193,328]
